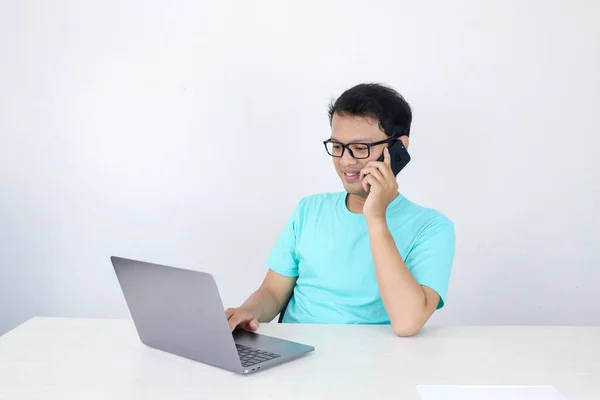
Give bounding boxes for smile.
[343,172,360,182]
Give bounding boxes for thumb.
[248,319,259,331]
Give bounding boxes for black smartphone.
[378,140,411,176]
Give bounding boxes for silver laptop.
[111,256,314,374]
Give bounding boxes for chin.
[343,182,367,196]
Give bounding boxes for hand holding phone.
[377,139,410,176]
[360,143,409,219]
[360,137,411,195]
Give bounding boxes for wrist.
[240,298,262,319]
[365,216,388,231]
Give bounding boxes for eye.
[354,146,368,151]
[332,144,342,149]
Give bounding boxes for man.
[226,83,455,337]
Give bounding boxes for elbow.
[391,319,423,337]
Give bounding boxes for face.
[329,114,394,196]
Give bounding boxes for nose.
[340,149,358,166]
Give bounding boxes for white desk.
[0,318,598,399]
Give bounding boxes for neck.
[345,193,368,214]
[345,191,400,214]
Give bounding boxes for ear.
[399,135,409,149]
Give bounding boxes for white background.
[1,0,599,335]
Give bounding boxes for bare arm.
[367,218,439,337]
[360,147,443,337]
[240,269,297,322]
[226,269,297,331]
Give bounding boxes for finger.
[240,318,260,331]
[229,310,256,332]
[361,162,377,181]
[363,174,382,194]
[377,161,395,182]
[383,147,392,167]
[225,308,235,319]
[362,175,370,193]
[229,310,249,330]
[228,315,240,332]
[361,166,385,184]
[361,167,382,193]
[360,165,378,181]
[366,159,394,181]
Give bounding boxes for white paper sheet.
[417,385,568,400]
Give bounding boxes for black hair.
[328,83,412,137]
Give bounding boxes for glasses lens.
[326,142,344,157]
[348,143,369,159]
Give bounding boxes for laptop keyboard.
[236,344,281,368]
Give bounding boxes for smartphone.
[378,140,411,176]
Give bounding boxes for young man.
[226,83,455,336]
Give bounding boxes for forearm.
[240,287,285,323]
[367,218,429,334]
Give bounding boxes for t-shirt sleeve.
[265,201,303,277]
[404,217,456,309]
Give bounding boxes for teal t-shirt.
[266,191,455,324]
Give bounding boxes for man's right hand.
[225,307,260,332]
[224,270,296,333]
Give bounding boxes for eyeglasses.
[323,136,397,159]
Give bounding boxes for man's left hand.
[360,147,399,221]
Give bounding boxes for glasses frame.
[323,136,397,159]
